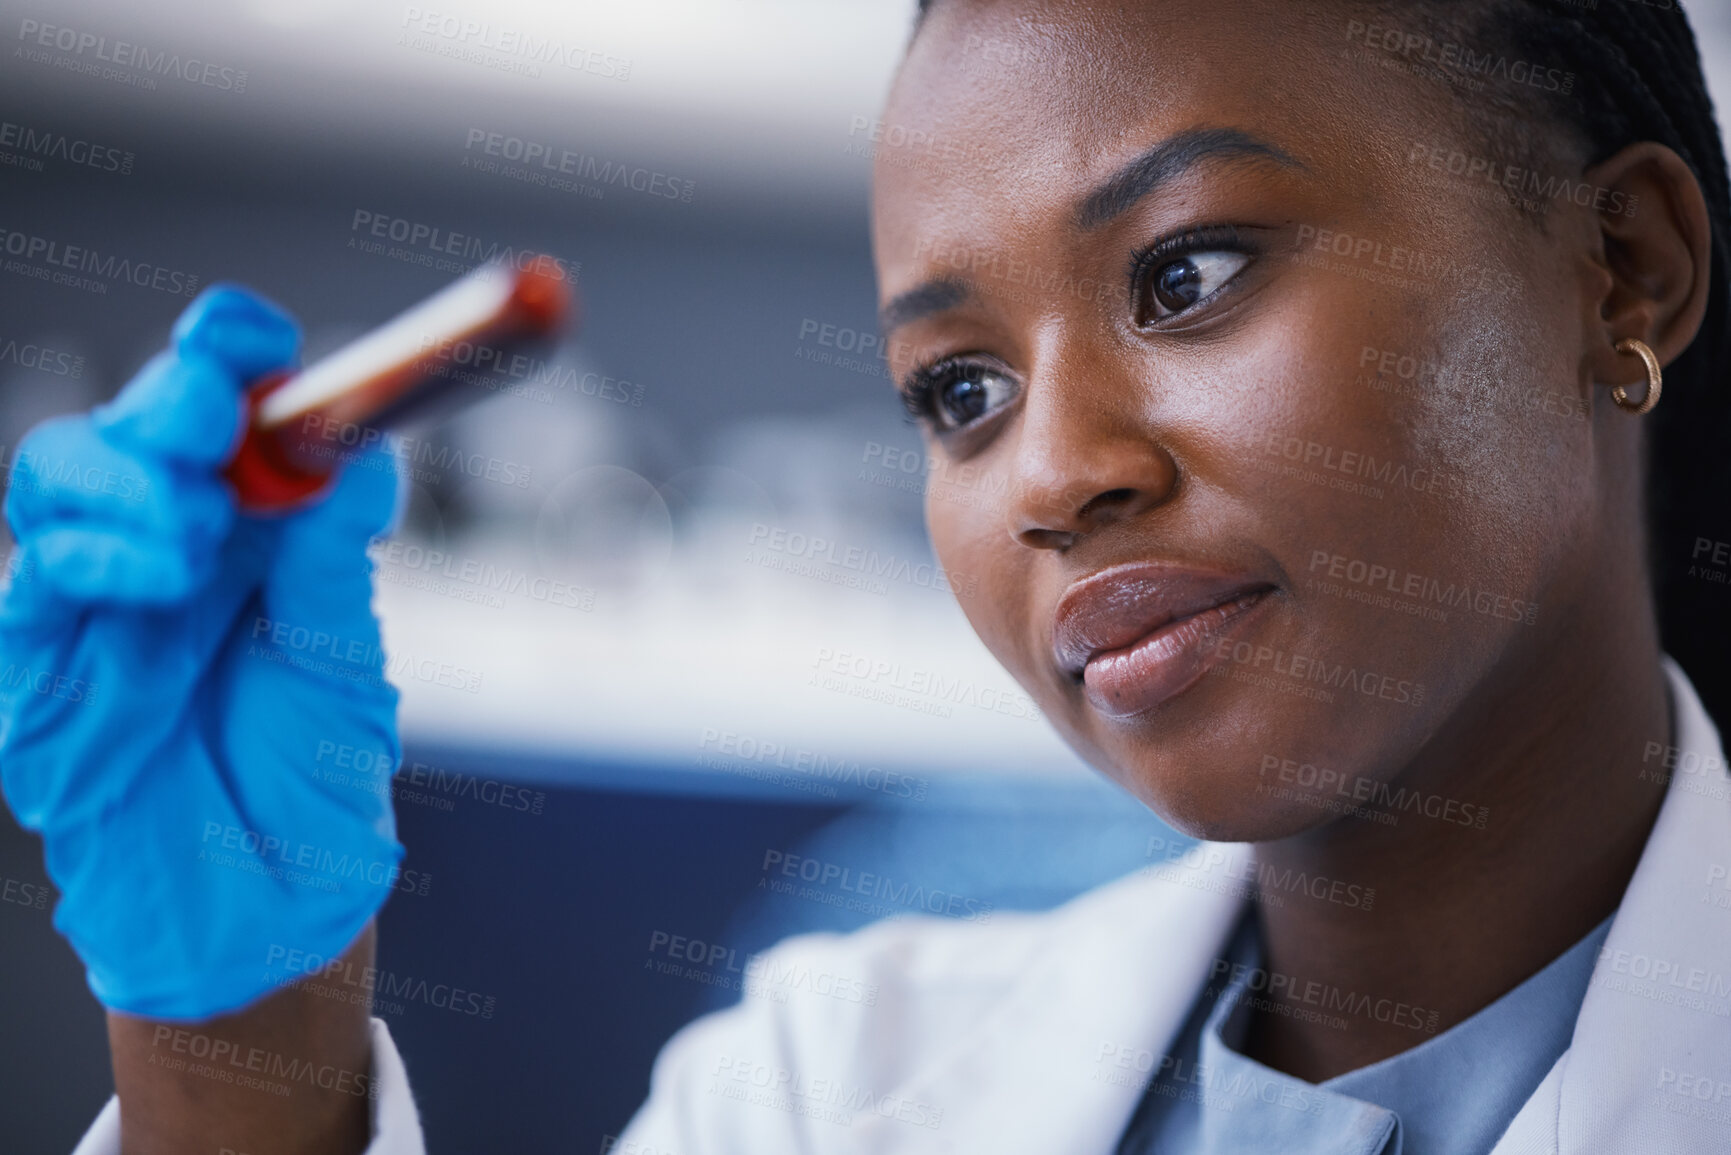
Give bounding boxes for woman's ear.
[1580,142,1712,394]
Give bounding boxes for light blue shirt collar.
[1119,909,1613,1155]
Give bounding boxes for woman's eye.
[914,364,1019,432]
[936,367,1016,429]
[1144,250,1250,320]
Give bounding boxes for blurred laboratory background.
[0,1,1161,1149]
[2,0,1730,1149]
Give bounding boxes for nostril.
[1077,487,1138,522]
[1019,526,1079,552]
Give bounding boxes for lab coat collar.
[1499,656,1731,1154]
[860,659,1731,1155]
[849,850,1245,1153]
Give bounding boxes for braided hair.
[908,0,1731,735]
[1498,0,1731,740]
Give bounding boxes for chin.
[1055,692,1392,845]
[1107,751,1343,844]
[1035,632,1434,843]
[1154,788,1345,845]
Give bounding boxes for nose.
[1005,366,1179,551]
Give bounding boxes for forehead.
[873,0,1376,286]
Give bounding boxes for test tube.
[224,258,574,512]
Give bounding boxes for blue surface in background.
[373,744,1182,1151]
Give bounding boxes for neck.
[1239,614,1673,1081]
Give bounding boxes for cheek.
[924,466,1034,673]
[1238,264,1575,523]
[1226,283,1588,700]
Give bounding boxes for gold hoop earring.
[1612,338,1663,415]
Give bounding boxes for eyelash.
[899,356,976,426]
[897,223,1256,432]
[1126,223,1254,317]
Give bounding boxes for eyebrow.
[879,278,969,337]
[877,126,1302,335]
[1077,126,1304,230]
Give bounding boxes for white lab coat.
[76,658,1731,1154]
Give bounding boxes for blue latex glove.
[0,285,415,1020]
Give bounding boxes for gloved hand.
[0,285,413,1020]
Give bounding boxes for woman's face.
[872,0,1629,840]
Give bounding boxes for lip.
[1052,563,1276,719]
